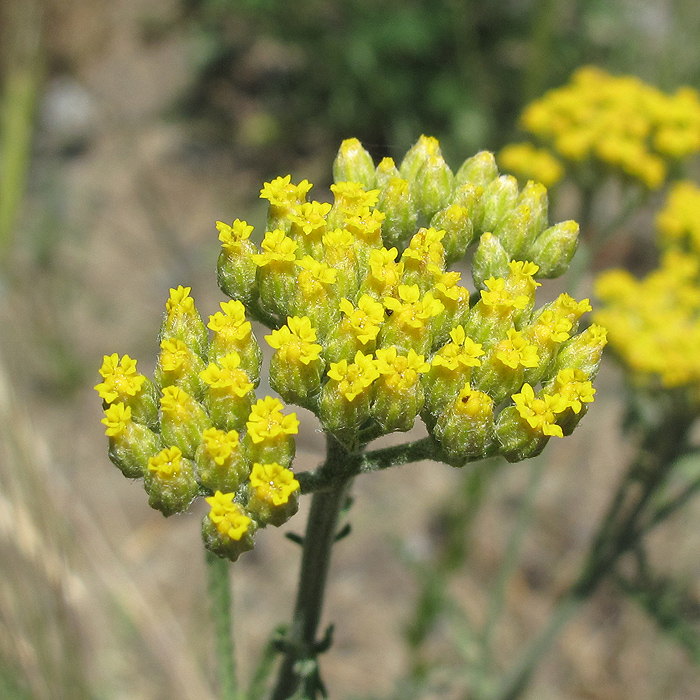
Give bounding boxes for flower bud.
[375,156,400,189]
[160,386,211,459]
[471,233,510,291]
[549,324,607,381]
[542,368,596,436]
[517,181,549,240]
[216,220,259,305]
[376,177,417,249]
[479,175,519,234]
[414,154,454,220]
[429,268,471,347]
[333,138,376,189]
[321,228,360,300]
[145,446,199,516]
[252,229,299,319]
[246,462,300,527]
[526,220,579,278]
[102,403,163,479]
[454,150,498,188]
[203,491,257,562]
[159,286,209,358]
[399,134,442,183]
[155,338,206,399]
[493,203,535,258]
[259,175,313,231]
[431,203,475,264]
[432,385,496,463]
[195,427,250,493]
[401,227,446,289]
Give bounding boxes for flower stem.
[206,550,237,700]
[271,434,354,700]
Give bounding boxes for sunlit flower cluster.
[655,180,700,254]
[500,66,700,189]
[98,136,606,560]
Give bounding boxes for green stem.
[206,550,237,700]
[271,435,354,700]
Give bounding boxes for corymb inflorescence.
[96,135,606,561]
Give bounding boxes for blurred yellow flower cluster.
[595,249,700,394]
[656,180,700,254]
[501,66,700,189]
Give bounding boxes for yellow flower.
[265,316,323,365]
[95,353,146,404]
[374,347,429,392]
[200,353,254,396]
[207,300,252,341]
[512,384,567,437]
[327,350,380,401]
[495,329,540,369]
[339,295,385,345]
[148,445,184,479]
[253,229,299,266]
[166,285,196,315]
[552,369,596,413]
[431,326,484,371]
[216,219,254,254]
[498,143,563,187]
[480,277,529,312]
[383,285,444,329]
[249,463,300,506]
[260,175,312,207]
[102,402,132,437]
[246,397,300,444]
[201,427,241,466]
[206,491,252,541]
[330,181,380,211]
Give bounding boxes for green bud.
[527,220,579,278]
[414,154,454,220]
[333,138,376,189]
[376,177,417,249]
[159,286,209,359]
[160,386,212,459]
[517,181,549,239]
[108,422,163,479]
[454,151,498,188]
[202,495,257,562]
[495,406,549,463]
[399,134,442,182]
[549,324,608,382]
[431,204,475,265]
[375,156,400,189]
[432,385,496,463]
[217,247,258,307]
[154,338,207,399]
[268,349,324,411]
[471,233,510,290]
[493,203,535,258]
[126,377,160,431]
[479,175,519,234]
[145,446,199,516]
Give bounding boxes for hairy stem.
[271,435,354,700]
[206,551,237,700]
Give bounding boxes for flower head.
[512,384,567,437]
[246,397,300,444]
[265,317,323,365]
[148,445,184,479]
[327,351,380,401]
[249,462,300,507]
[206,491,253,541]
[95,353,146,404]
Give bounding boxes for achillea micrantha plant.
[498,66,700,190]
[96,135,605,700]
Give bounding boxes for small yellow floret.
[553,369,596,413]
[265,316,323,365]
[148,445,183,479]
[202,427,241,465]
[260,175,313,207]
[95,353,146,404]
[249,463,300,506]
[454,385,493,419]
[208,300,251,340]
[495,329,540,369]
[512,384,567,437]
[327,350,380,401]
[102,402,132,437]
[217,219,254,254]
[253,229,299,266]
[166,286,195,315]
[481,277,529,311]
[206,491,252,541]
[374,347,429,391]
[246,397,300,444]
[339,295,385,345]
[200,354,254,396]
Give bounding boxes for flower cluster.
[499,66,700,189]
[656,180,700,254]
[96,288,300,561]
[98,135,606,560]
[595,248,700,397]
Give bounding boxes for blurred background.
[3,0,700,698]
